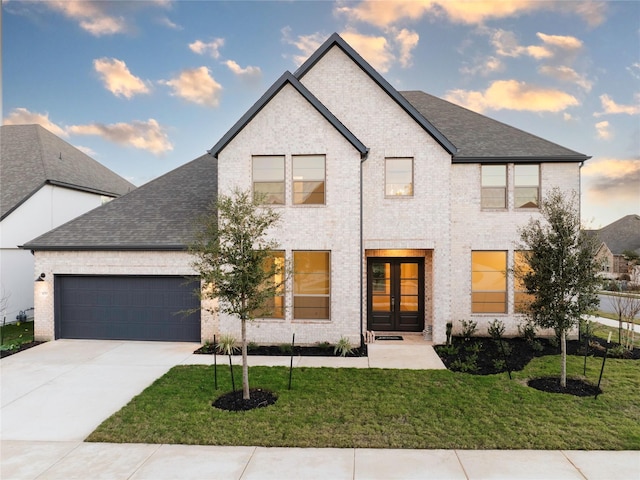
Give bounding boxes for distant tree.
[190,188,285,400]
[517,188,601,388]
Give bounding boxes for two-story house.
[26,33,588,345]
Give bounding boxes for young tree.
[517,188,601,388]
[190,188,285,400]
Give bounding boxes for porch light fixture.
[35,273,45,282]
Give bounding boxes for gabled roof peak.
[294,33,457,155]
[209,70,367,159]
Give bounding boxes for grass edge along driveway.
[87,355,640,450]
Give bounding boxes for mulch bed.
[195,343,367,357]
[212,388,278,411]
[528,377,601,397]
[0,341,45,359]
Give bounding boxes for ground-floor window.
[253,251,285,318]
[514,250,534,313]
[293,251,330,320]
[471,251,507,313]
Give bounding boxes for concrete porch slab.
[367,344,446,369]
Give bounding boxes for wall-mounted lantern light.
[35,273,45,282]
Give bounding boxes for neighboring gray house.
[1,124,134,324]
[26,34,589,345]
[589,214,640,278]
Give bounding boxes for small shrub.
[518,319,537,344]
[316,341,331,350]
[464,341,483,354]
[488,319,505,341]
[497,340,513,357]
[216,334,239,355]
[450,354,478,373]
[460,319,478,341]
[437,344,459,356]
[445,322,453,345]
[531,339,544,353]
[247,341,258,352]
[492,359,506,371]
[608,344,627,358]
[279,343,292,354]
[334,336,354,357]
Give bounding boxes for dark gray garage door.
[55,276,201,342]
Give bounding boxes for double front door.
[367,258,424,332]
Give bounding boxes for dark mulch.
[528,377,601,397]
[435,335,639,376]
[0,341,45,358]
[212,388,277,411]
[195,343,367,357]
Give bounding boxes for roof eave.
[22,244,188,252]
[452,155,592,164]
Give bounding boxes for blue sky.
[3,0,639,228]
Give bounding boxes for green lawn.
[87,355,640,450]
[0,321,34,350]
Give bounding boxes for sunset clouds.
[161,67,222,108]
[94,58,150,99]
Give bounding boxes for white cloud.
[460,56,504,76]
[189,39,225,59]
[594,121,612,140]
[335,0,607,27]
[539,65,592,92]
[582,157,640,200]
[536,33,582,51]
[43,0,172,36]
[2,108,68,137]
[94,58,150,99]
[156,16,182,30]
[281,28,327,66]
[224,60,262,80]
[445,80,579,113]
[594,94,640,117]
[341,31,395,72]
[75,145,98,157]
[628,62,640,80]
[161,67,223,107]
[394,28,419,68]
[68,119,173,154]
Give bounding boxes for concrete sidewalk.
[1,340,638,479]
[2,441,638,479]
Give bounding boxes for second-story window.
[253,155,284,205]
[481,165,507,209]
[385,158,414,197]
[293,155,325,205]
[514,164,540,208]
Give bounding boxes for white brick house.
[26,34,588,345]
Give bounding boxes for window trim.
[292,154,326,205]
[471,250,507,314]
[385,157,414,198]
[481,164,507,210]
[293,250,331,321]
[514,164,540,209]
[252,155,285,205]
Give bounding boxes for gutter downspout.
[360,149,369,346]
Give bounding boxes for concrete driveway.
[0,340,199,441]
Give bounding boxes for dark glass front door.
[367,258,424,332]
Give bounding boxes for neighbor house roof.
[209,71,368,159]
[400,91,590,163]
[23,154,217,251]
[588,214,640,255]
[1,124,135,220]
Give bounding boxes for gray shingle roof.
[23,154,217,250]
[400,91,589,162]
[588,214,640,255]
[1,124,135,220]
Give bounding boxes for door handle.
[391,297,395,311]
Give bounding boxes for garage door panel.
[56,276,200,342]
